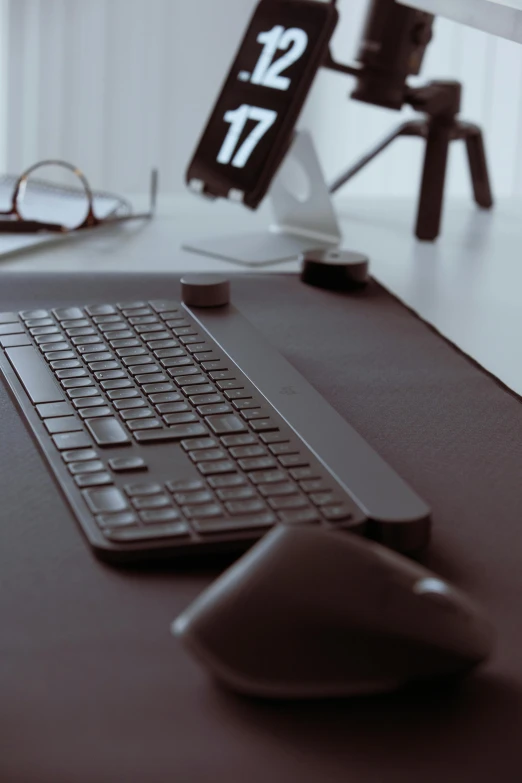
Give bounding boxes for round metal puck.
[180,274,231,308]
[300,249,370,291]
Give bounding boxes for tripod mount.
[326,74,493,241]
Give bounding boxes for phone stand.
[183,131,342,266]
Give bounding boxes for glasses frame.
[0,160,158,233]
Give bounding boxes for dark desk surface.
[1,274,522,783]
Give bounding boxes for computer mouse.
[172,525,494,699]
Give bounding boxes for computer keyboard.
[0,296,431,563]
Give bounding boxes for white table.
[0,194,520,397]
[401,0,522,44]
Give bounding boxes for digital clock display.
[186,0,338,209]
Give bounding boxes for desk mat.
[0,273,521,783]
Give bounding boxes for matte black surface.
[1,273,522,782]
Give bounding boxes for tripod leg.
[416,119,452,241]
[464,127,494,209]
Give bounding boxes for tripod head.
[325,0,434,110]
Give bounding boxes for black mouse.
[172,525,494,699]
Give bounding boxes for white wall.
[6,0,522,199]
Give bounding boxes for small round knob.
[300,248,370,291]
[180,274,230,308]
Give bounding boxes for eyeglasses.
[0,160,158,233]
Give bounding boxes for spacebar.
[5,345,64,404]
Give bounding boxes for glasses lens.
[16,162,91,229]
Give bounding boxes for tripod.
[329,81,493,242]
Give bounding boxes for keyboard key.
[72,397,106,409]
[129,364,161,376]
[45,417,82,434]
[268,443,299,456]
[123,355,154,367]
[62,448,98,463]
[207,414,247,435]
[201,361,228,372]
[78,406,113,419]
[134,323,165,334]
[232,399,261,411]
[156,401,190,414]
[182,504,223,520]
[107,331,134,340]
[193,513,275,535]
[224,389,252,401]
[300,479,329,493]
[35,334,64,345]
[61,377,94,389]
[216,486,256,501]
[161,356,192,368]
[45,350,76,362]
[148,339,179,350]
[55,368,88,380]
[0,334,31,348]
[67,327,95,336]
[150,300,179,312]
[86,352,114,363]
[134,423,208,443]
[216,380,243,391]
[68,387,99,399]
[268,495,309,511]
[193,352,221,364]
[109,338,140,349]
[182,384,218,397]
[117,300,147,309]
[76,472,113,487]
[168,366,199,378]
[78,343,108,354]
[321,505,353,522]
[197,403,232,416]
[249,419,279,433]
[128,315,157,325]
[113,398,146,410]
[71,336,102,346]
[288,467,319,481]
[167,479,205,493]
[229,445,266,459]
[278,455,310,468]
[36,401,73,418]
[136,373,168,385]
[197,460,236,475]
[30,325,58,334]
[120,408,154,421]
[109,457,147,472]
[127,418,162,431]
[154,348,183,359]
[174,491,214,506]
[95,370,126,381]
[240,409,270,421]
[100,378,132,390]
[107,388,139,400]
[99,322,126,332]
[258,483,299,497]
[225,499,266,515]
[310,492,339,507]
[50,359,81,370]
[248,470,286,485]
[103,522,189,542]
[6,345,64,404]
[68,460,105,475]
[181,437,219,451]
[189,393,223,406]
[221,433,257,447]
[86,304,117,316]
[86,418,130,446]
[186,343,213,355]
[143,383,177,395]
[143,331,170,342]
[116,346,147,358]
[53,307,84,321]
[163,412,198,425]
[83,486,128,513]
[139,508,181,524]
[0,312,19,323]
[89,360,120,371]
[174,327,197,337]
[161,355,194,368]
[278,508,320,524]
[125,482,163,496]
[20,309,49,320]
[132,496,171,510]
[238,456,278,471]
[148,391,182,403]
[189,448,227,462]
[207,474,246,489]
[96,511,137,528]
[53,431,92,450]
